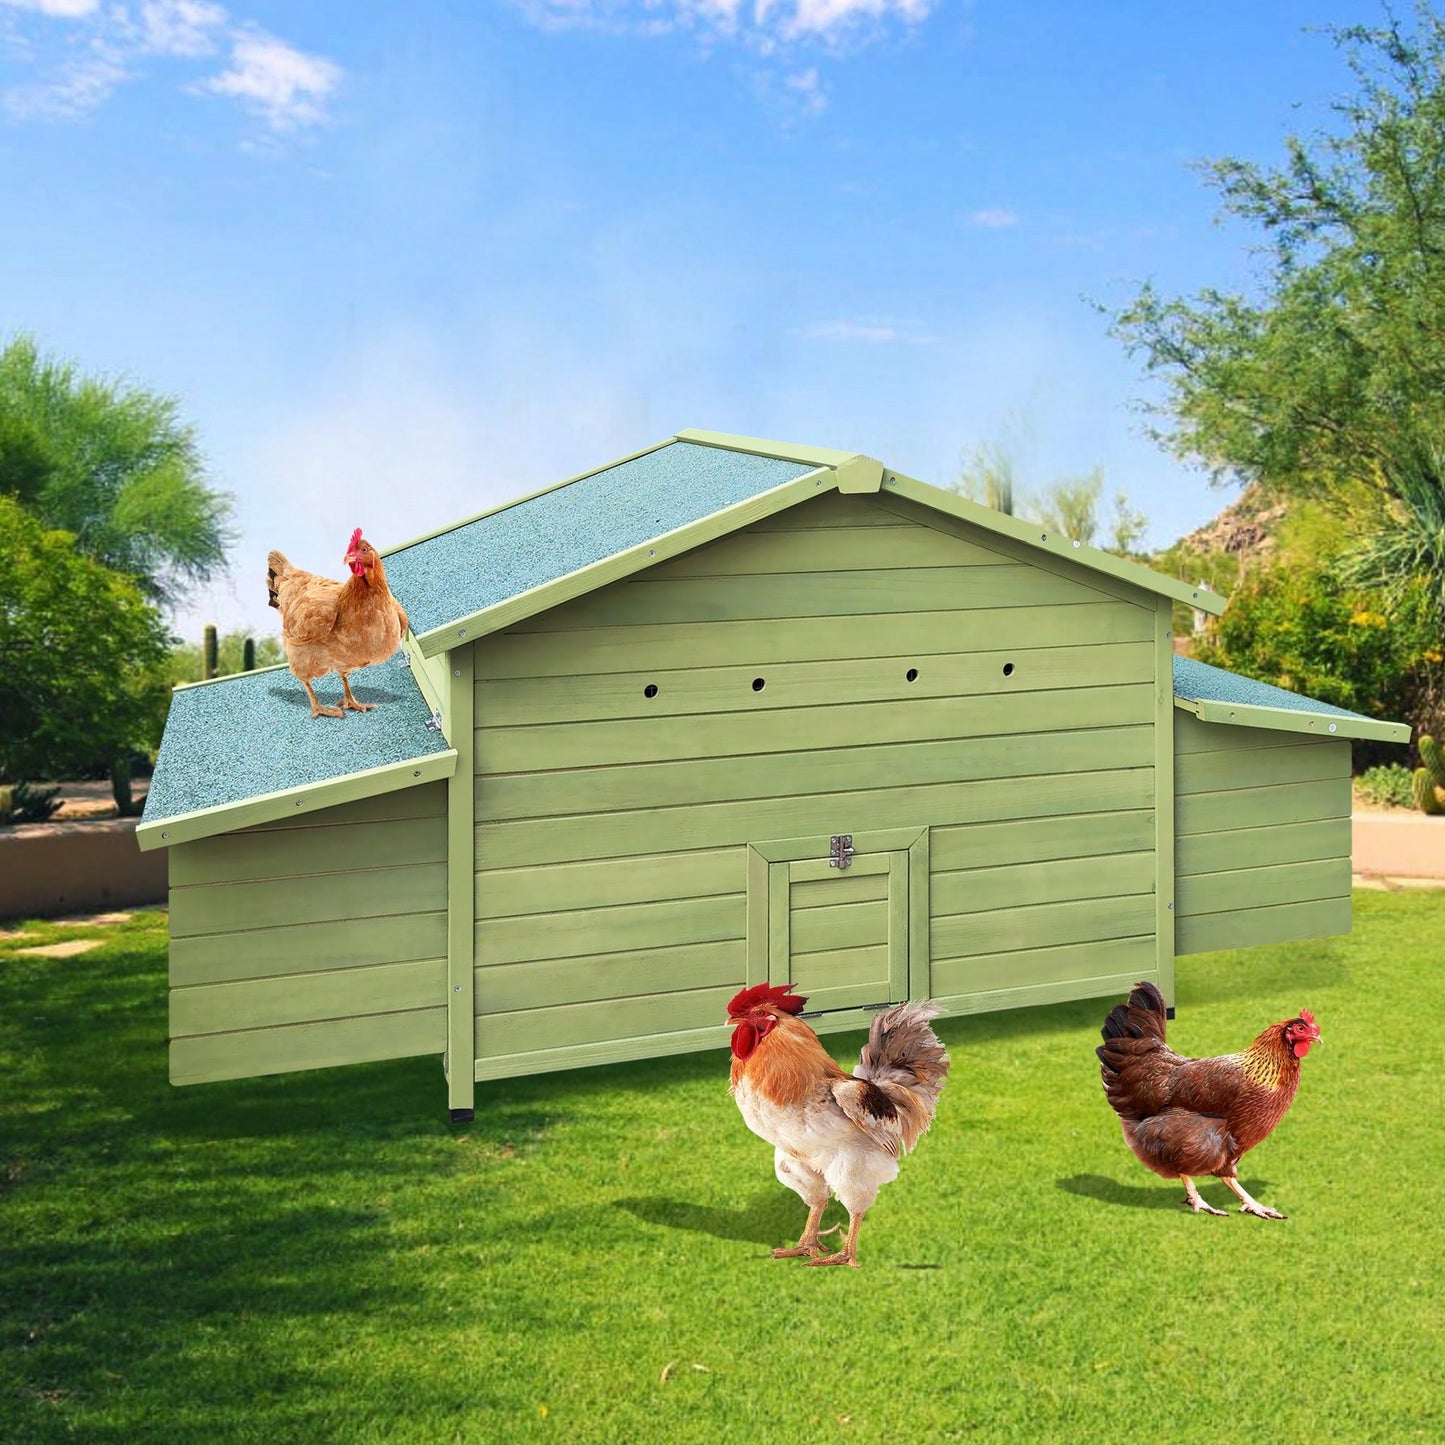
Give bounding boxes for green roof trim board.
[1172,655,1411,744]
[137,657,456,850]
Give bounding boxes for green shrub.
[1356,764,1416,808]
[1196,558,1443,770]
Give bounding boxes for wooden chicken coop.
[138,429,1409,1118]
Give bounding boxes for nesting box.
[139,430,1408,1118]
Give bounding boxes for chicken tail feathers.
[1097,982,1171,1121]
[855,1001,950,1123]
[266,550,291,610]
[1100,980,1168,1046]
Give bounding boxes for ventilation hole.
[1002,662,1015,677]
[905,667,919,682]
[643,683,659,699]
[751,677,766,692]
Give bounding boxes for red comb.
[348,527,363,553]
[1299,1008,1316,1027]
[727,982,807,1018]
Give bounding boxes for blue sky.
[0,0,1380,643]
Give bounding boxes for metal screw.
[888,477,897,486]
[454,985,461,992]
[1073,540,1081,548]
[161,831,169,839]
[649,549,655,556]
[295,799,304,806]
[413,769,421,777]
[1041,532,1048,541]
[453,669,461,677]
[1328,723,1337,732]
[459,628,467,637]
[1167,902,1173,910]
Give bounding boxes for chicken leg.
[807,1210,864,1268]
[338,672,375,712]
[301,680,345,719]
[1181,1175,1227,1216]
[772,1201,829,1259]
[1222,1176,1285,1219]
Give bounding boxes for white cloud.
[785,66,825,115]
[969,207,1020,229]
[0,0,98,17]
[796,318,941,345]
[140,0,226,58]
[0,1,340,133]
[199,28,341,131]
[2,49,121,118]
[511,0,933,49]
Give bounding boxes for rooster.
[267,529,409,719]
[1097,981,1321,1218]
[727,983,949,1268]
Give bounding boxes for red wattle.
[1293,1040,1311,1058]
[731,1021,757,1060]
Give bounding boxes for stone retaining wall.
[0,819,167,920]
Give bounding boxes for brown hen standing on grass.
[1097,981,1321,1218]
[728,983,949,1268]
[267,528,410,719]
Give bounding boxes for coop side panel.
[166,783,448,1084]
[1173,709,1353,955]
[470,490,1162,1080]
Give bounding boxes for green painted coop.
[139,429,1409,1118]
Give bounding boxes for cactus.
[0,780,62,824]
[1420,734,1445,788]
[202,623,218,681]
[1413,734,1445,814]
[1414,767,1445,815]
[243,637,256,672]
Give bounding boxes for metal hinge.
[397,651,412,668]
[829,834,854,870]
[424,710,443,732]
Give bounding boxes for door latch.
[829,834,854,870]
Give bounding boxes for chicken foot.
[806,1211,864,1268]
[771,1203,839,1259]
[1180,1175,1227,1216]
[301,680,345,720]
[1222,1176,1286,1219]
[339,673,376,712]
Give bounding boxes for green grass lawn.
[2,897,1442,1443]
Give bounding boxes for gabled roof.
[136,655,456,851]
[143,429,1406,853]
[1172,655,1410,744]
[384,429,1227,657]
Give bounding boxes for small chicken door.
[746,827,929,1016]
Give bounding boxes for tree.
[0,496,170,814]
[165,629,284,688]
[1111,4,1445,587]
[952,441,1016,514]
[0,335,232,608]
[951,443,1149,555]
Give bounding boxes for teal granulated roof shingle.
[384,440,820,641]
[138,656,456,847]
[1172,655,1410,743]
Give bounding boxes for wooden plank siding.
[470,490,1163,1079]
[1172,709,1353,956]
[167,782,449,1084]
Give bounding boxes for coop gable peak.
[382,428,1227,658]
